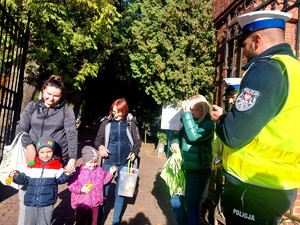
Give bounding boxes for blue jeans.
[102,163,128,225]
[170,169,211,225]
[170,195,187,225]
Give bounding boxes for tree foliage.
[127,0,216,104]
[7,0,121,103]
[2,0,217,129]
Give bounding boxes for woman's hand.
[98,145,110,157]
[64,159,76,174]
[171,143,180,153]
[182,100,191,113]
[25,144,36,163]
[127,152,135,161]
[81,184,92,193]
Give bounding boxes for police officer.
[211,10,300,225]
[212,77,241,167]
[223,78,242,105]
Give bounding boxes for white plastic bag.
[160,149,186,197]
[0,132,27,189]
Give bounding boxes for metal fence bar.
[11,15,30,141]
[1,8,17,147]
[0,1,29,157]
[0,5,11,148]
[4,15,22,145]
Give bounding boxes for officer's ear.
[253,33,263,50]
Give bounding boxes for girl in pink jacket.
[68,146,116,225]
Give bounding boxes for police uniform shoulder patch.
[235,87,260,111]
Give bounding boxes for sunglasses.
[111,111,123,116]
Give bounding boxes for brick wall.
[212,1,300,224]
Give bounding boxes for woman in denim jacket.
[94,98,142,225]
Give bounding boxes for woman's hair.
[48,74,62,82]
[42,74,65,97]
[109,98,129,119]
[189,94,211,123]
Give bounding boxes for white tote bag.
[0,132,27,189]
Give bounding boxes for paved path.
[0,125,177,225]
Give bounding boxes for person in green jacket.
[170,94,214,225]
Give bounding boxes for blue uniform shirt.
[216,43,295,148]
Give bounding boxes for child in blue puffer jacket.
[10,136,73,225]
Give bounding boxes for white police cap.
[237,10,291,32]
[223,78,242,96]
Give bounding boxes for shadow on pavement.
[101,182,116,223]
[119,212,151,225]
[0,183,18,202]
[51,188,75,225]
[152,173,177,225]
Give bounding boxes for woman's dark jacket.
[13,156,71,207]
[171,112,214,171]
[17,99,78,164]
[94,113,142,165]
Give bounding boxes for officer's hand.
[211,105,226,123]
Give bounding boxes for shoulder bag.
[0,132,27,189]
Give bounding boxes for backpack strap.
[30,99,41,117]
[62,102,66,119]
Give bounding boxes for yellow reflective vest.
[223,55,300,189]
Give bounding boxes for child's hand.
[9,170,18,178]
[81,184,93,193]
[6,171,18,185]
[110,166,117,174]
[64,167,74,175]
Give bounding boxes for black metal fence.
[0,1,29,157]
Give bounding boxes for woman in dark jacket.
[17,75,78,225]
[18,75,78,171]
[170,94,214,225]
[94,98,142,225]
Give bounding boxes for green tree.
[6,0,121,104]
[98,0,162,140]
[127,0,216,104]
